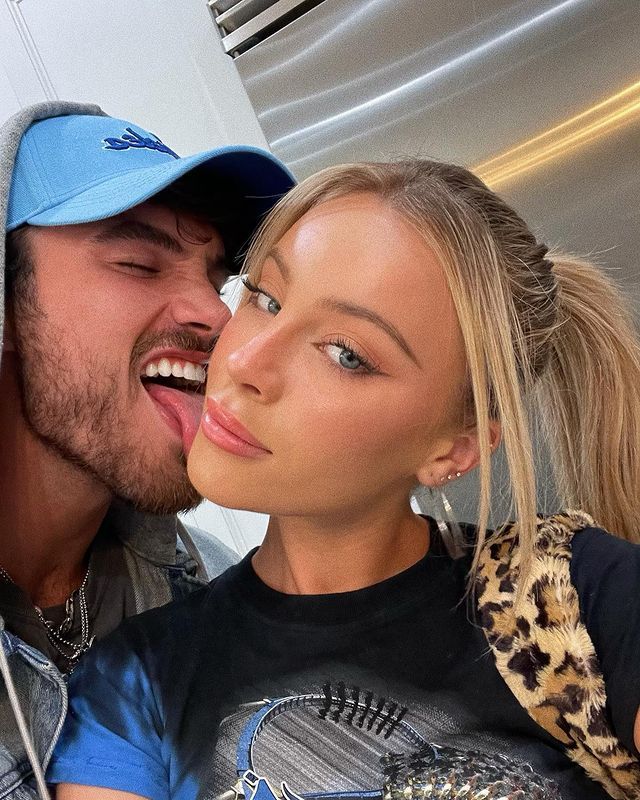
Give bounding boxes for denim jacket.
[0,501,238,798]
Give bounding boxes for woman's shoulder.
[477,509,640,566]
[87,563,244,672]
[570,521,640,568]
[473,509,640,677]
[474,511,640,795]
[568,522,640,620]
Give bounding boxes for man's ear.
[415,420,501,488]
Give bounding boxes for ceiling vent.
[209,0,326,56]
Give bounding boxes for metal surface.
[235,0,640,522]
[212,0,278,34]
[236,0,640,313]
[212,0,323,55]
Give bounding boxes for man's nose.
[168,278,232,335]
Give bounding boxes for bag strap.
[476,510,640,799]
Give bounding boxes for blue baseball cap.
[6,113,295,253]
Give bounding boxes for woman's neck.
[251,505,430,595]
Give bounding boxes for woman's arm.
[635,708,640,752]
[47,632,168,799]
[56,786,148,800]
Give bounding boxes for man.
[0,101,294,797]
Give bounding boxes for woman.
[48,161,640,800]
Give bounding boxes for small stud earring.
[443,471,462,482]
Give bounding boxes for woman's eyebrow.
[320,298,419,365]
[264,247,290,280]
[91,220,184,254]
[265,247,418,364]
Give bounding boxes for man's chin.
[123,486,204,516]
[110,464,203,515]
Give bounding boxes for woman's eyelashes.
[241,276,381,377]
[242,276,281,314]
[321,338,380,376]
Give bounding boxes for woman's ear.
[416,419,501,487]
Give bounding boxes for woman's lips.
[200,397,271,458]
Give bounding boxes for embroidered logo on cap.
[103,127,179,159]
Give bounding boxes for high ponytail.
[537,256,640,542]
[243,159,640,587]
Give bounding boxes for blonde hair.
[243,161,640,583]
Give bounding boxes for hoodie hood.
[0,101,107,373]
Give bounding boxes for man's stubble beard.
[12,281,202,515]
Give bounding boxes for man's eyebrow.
[320,298,419,366]
[91,221,184,254]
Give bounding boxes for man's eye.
[241,277,281,315]
[117,262,159,275]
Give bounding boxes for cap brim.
[26,145,295,252]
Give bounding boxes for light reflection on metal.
[244,0,386,86]
[269,0,587,150]
[474,79,640,187]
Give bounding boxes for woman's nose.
[225,327,286,402]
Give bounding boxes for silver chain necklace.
[0,564,95,669]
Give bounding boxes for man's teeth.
[144,358,206,383]
[183,362,197,381]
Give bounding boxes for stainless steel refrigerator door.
[235,0,640,308]
[234,0,640,521]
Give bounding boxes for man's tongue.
[145,383,203,453]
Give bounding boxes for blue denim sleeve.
[46,629,168,800]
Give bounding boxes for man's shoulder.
[106,500,240,580]
[178,522,240,579]
[100,561,240,663]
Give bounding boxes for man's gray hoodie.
[0,102,239,798]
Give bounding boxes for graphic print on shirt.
[200,681,561,800]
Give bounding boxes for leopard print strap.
[477,510,640,799]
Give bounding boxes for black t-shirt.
[48,524,640,800]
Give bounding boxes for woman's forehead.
[292,196,446,287]
[262,193,464,370]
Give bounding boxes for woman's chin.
[187,430,264,511]
[187,431,228,501]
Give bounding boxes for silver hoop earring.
[413,484,465,559]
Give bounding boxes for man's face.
[11,202,231,513]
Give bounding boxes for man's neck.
[0,412,111,607]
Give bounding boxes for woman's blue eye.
[242,277,281,315]
[324,342,376,374]
[264,296,281,315]
[337,347,362,370]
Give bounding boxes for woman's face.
[188,193,467,519]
